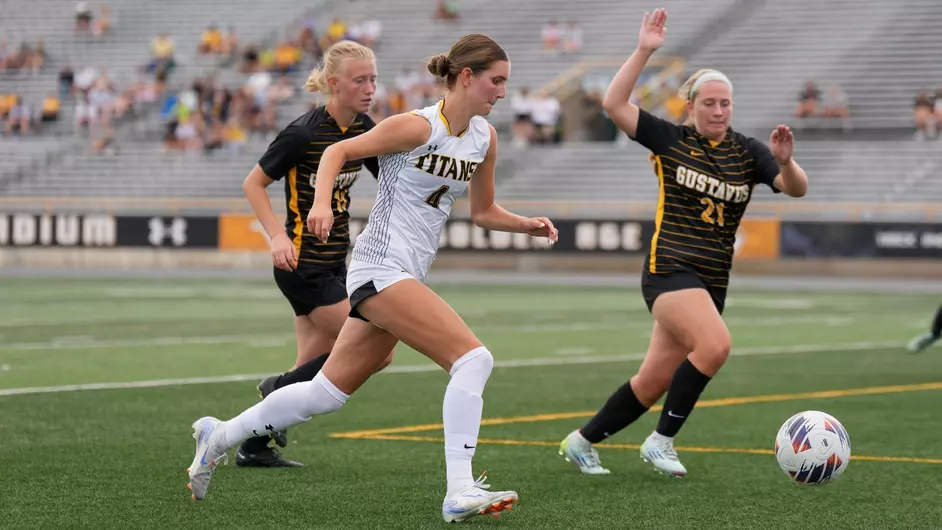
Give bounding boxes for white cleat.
[441,473,518,523]
[559,430,611,475]
[640,432,687,477]
[907,332,939,354]
[186,416,229,500]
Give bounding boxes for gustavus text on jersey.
[675,165,749,204]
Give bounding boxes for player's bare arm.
[468,125,559,242]
[307,113,432,241]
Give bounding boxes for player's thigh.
[320,318,400,395]
[356,279,482,371]
[632,321,690,405]
[308,297,351,339]
[651,288,731,374]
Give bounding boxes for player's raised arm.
[307,112,432,241]
[602,8,667,138]
[468,125,559,243]
[769,125,809,197]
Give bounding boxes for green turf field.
[2,277,942,529]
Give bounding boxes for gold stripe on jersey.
[438,99,468,137]
[288,167,303,256]
[649,154,666,273]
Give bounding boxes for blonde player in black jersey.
[236,40,393,468]
[560,8,809,477]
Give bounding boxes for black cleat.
[235,446,305,468]
[257,375,289,448]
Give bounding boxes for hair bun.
[428,54,450,77]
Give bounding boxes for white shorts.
[346,259,416,321]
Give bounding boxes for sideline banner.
[780,222,942,259]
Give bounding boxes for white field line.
[0,340,905,397]
[0,314,858,353]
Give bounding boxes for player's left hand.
[770,124,794,166]
[522,216,559,244]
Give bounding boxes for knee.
[449,346,494,393]
[631,371,673,406]
[691,333,731,374]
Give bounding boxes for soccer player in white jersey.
[185,34,559,523]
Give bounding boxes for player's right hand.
[307,202,334,243]
[270,232,298,271]
[638,8,667,52]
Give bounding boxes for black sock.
[579,381,649,444]
[656,359,712,438]
[931,304,942,337]
[274,352,330,390]
[240,434,271,454]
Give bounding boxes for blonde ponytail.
[304,40,375,95]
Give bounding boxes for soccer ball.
[774,410,851,485]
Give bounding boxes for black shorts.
[347,281,378,322]
[273,265,348,317]
[641,266,727,315]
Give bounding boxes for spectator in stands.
[542,21,561,52]
[820,84,849,120]
[510,86,535,147]
[222,116,247,153]
[794,81,820,118]
[298,26,319,58]
[369,81,392,122]
[0,94,15,121]
[935,88,942,131]
[0,42,8,73]
[41,94,62,124]
[74,65,98,94]
[320,17,347,50]
[59,66,75,97]
[74,92,96,133]
[913,90,936,140]
[562,20,583,54]
[433,0,460,21]
[272,40,302,74]
[198,25,223,55]
[93,4,112,38]
[530,89,562,144]
[240,45,260,73]
[150,33,176,78]
[360,18,383,49]
[219,26,239,57]
[4,96,31,135]
[267,76,295,104]
[75,1,94,33]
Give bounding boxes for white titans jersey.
[351,101,491,281]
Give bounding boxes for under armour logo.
[265,424,275,432]
[427,144,438,151]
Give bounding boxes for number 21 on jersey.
[700,197,725,226]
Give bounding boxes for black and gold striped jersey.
[258,106,378,273]
[632,109,780,288]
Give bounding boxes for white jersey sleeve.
[351,101,491,281]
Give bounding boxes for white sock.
[443,346,494,496]
[223,372,348,447]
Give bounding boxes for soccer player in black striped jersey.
[559,9,809,478]
[236,41,394,468]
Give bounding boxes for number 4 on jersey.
[424,185,450,208]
